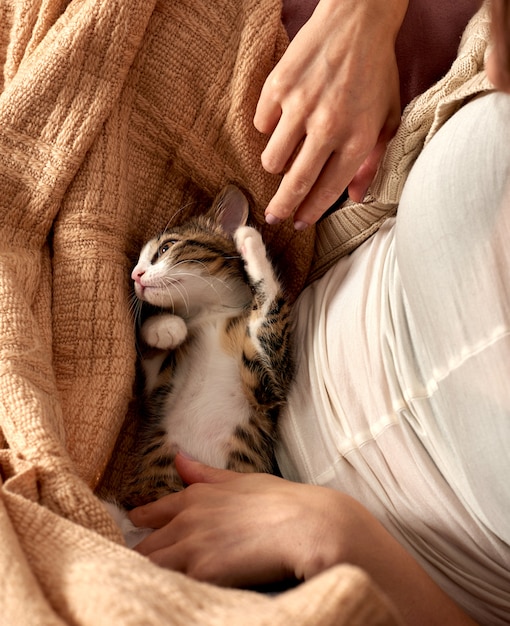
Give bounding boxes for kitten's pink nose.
[131,266,145,285]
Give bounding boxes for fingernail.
[265,213,282,225]
[294,220,309,231]
[178,449,197,461]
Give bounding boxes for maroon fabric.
[395,0,481,106]
[281,0,481,108]
[281,0,318,39]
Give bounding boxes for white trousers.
[278,92,510,625]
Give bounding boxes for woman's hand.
[254,0,408,228]
[129,454,477,625]
[129,454,349,587]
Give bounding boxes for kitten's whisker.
[171,257,241,301]
[162,284,178,315]
[162,275,190,315]
[173,258,208,272]
[129,293,143,325]
[171,270,226,303]
[176,282,191,315]
[128,293,138,318]
[161,201,200,233]
[129,296,146,356]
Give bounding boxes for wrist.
[291,488,359,581]
[312,0,409,46]
[366,0,410,41]
[299,491,476,626]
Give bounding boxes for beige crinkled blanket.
[0,1,491,624]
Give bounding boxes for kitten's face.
[131,218,250,315]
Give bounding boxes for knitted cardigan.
[0,1,492,624]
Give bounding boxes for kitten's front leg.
[234,226,279,303]
[234,225,293,402]
[141,313,187,350]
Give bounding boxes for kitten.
[104,185,294,546]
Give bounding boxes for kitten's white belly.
[161,322,250,468]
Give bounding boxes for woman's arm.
[254,0,408,228]
[130,454,477,626]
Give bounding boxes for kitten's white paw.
[142,314,187,349]
[234,226,268,284]
[102,500,153,549]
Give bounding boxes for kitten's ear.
[212,185,249,236]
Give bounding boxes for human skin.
[254,0,408,229]
[487,0,510,91]
[130,454,477,625]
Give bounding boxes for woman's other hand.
[129,454,477,624]
[254,0,408,229]
[129,453,349,587]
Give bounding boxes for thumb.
[175,452,239,485]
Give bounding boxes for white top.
[277,93,510,625]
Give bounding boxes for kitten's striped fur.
[120,185,294,510]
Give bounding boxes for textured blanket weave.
[0,0,491,623]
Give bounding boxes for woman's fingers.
[129,455,241,530]
[253,77,283,135]
[259,110,306,175]
[127,461,364,589]
[290,150,353,227]
[129,490,184,529]
[263,133,336,225]
[265,124,381,227]
[255,0,406,227]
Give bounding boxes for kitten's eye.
[159,239,177,256]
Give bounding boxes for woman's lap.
[394,91,510,544]
[278,92,510,623]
